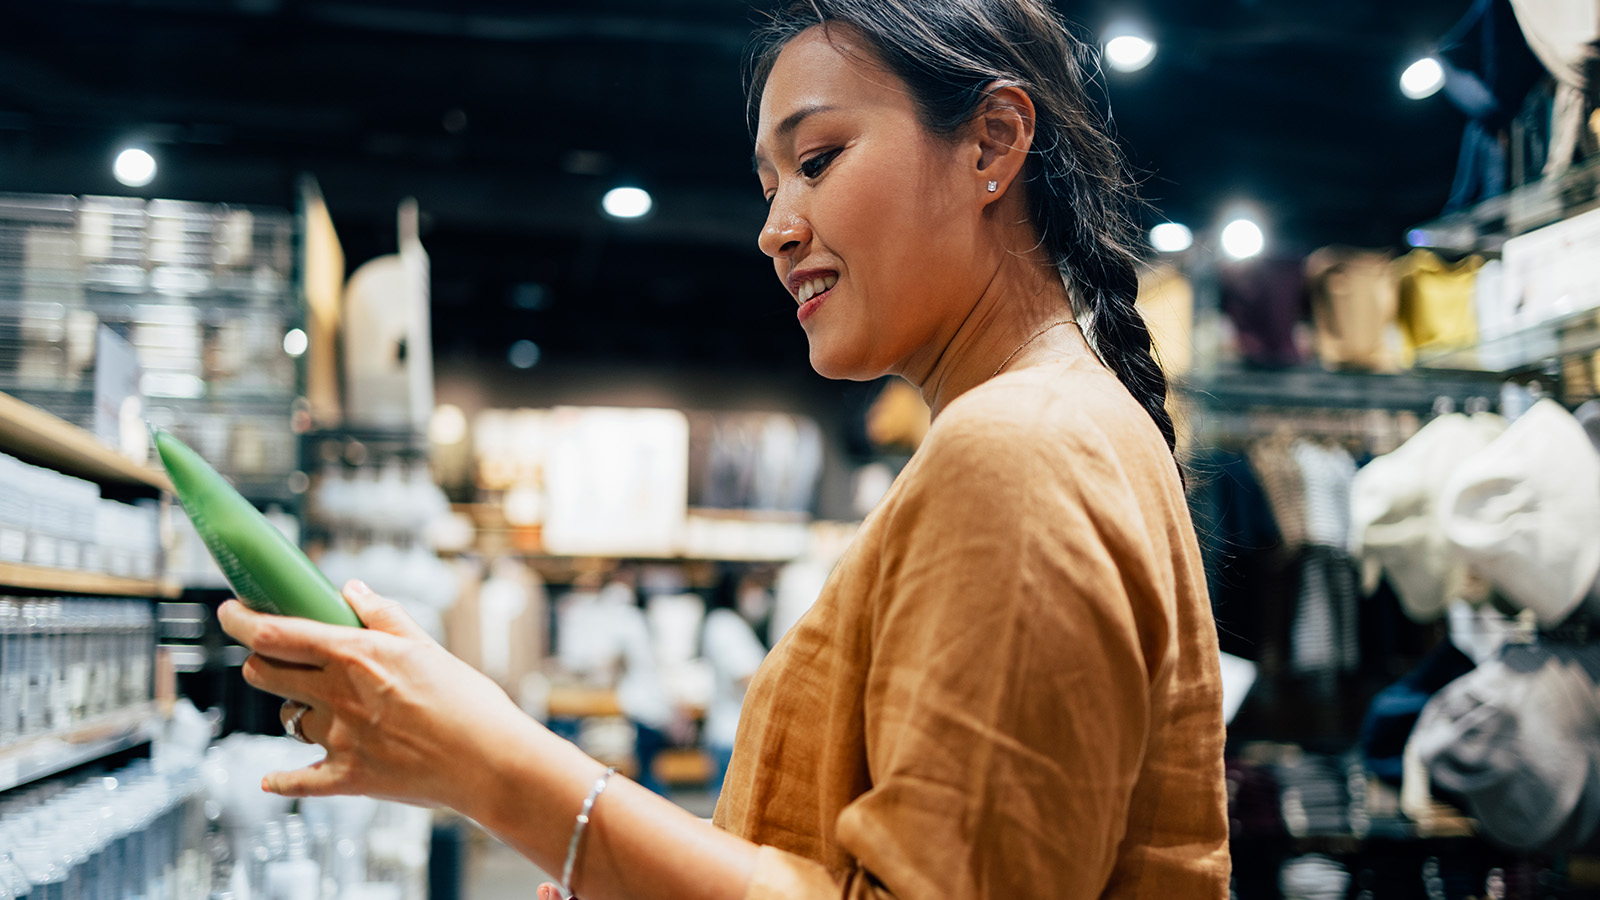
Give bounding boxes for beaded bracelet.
[561,767,616,900]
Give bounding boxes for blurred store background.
[2,0,1600,898]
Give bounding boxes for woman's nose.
[758,201,809,259]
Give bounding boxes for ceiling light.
[282,327,308,357]
[1104,34,1156,73]
[1149,223,1193,253]
[113,148,156,187]
[508,339,541,369]
[1221,218,1265,260]
[601,186,652,219]
[1401,57,1445,100]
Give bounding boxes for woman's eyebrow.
[752,104,839,172]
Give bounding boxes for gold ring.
[281,700,314,744]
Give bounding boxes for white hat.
[1440,399,1600,626]
[1410,642,1600,852]
[1350,412,1507,622]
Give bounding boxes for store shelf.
[0,390,170,492]
[1408,153,1600,252]
[0,561,180,598]
[1177,367,1503,413]
[0,703,159,793]
[1415,307,1600,373]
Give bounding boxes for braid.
[1075,245,1179,460]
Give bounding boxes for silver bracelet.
[560,766,616,900]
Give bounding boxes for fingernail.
[345,579,372,598]
[261,776,274,793]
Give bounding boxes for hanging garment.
[866,380,932,452]
[1394,250,1484,361]
[1514,79,1557,182]
[1136,263,1195,375]
[1359,639,1478,785]
[1192,449,1297,673]
[1437,0,1547,210]
[1219,258,1308,369]
[1410,640,1600,852]
[1350,412,1509,623]
[1447,119,1511,212]
[1290,442,1360,682]
[1472,259,1521,370]
[1507,0,1600,178]
[1248,433,1308,555]
[1305,247,1402,372]
[1291,546,1361,683]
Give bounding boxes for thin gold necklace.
[991,319,1077,379]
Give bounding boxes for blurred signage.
[542,407,689,557]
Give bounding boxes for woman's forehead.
[757,27,899,138]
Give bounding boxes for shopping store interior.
[2,0,1600,897]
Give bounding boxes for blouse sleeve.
[742,412,1176,900]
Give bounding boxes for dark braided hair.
[746,0,1179,461]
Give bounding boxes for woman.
[219,1,1230,897]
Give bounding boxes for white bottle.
[262,816,319,900]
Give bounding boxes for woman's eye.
[799,149,840,180]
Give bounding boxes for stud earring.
[986,181,999,193]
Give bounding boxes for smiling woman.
[219,1,1228,899]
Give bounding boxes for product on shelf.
[0,759,206,900]
[0,192,302,496]
[0,597,155,746]
[154,428,361,628]
[306,453,457,641]
[202,734,431,900]
[0,450,161,577]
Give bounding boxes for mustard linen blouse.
[713,357,1230,900]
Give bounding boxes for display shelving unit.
[0,703,159,793]
[0,390,169,793]
[1178,366,1505,414]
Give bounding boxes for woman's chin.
[807,343,884,382]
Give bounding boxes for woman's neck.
[903,248,1095,419]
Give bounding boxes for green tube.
[153,428,363,628]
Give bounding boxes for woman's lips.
[797,284,833,323]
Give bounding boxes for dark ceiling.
[0,0,1493,374]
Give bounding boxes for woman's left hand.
[218,579,530,808]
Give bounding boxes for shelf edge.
[0,704,159,793]
[0,391,170,492]
[0,561,180,598]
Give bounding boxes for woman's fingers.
[342,580,434,642]
[241,652,322,705]
[218,600,340,666]
[262,759,345,798]
[537,883,564,900]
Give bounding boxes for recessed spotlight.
[1221,218,1265,260]
[113,148,156,187]
[601,186,652,219]
[1401,57,1445,100]
[1104,33,1156,73]
[508,340,541,369]
[1150,223,1193,253]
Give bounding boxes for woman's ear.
[973,83,1036,204]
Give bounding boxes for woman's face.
[754,26,991,380]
